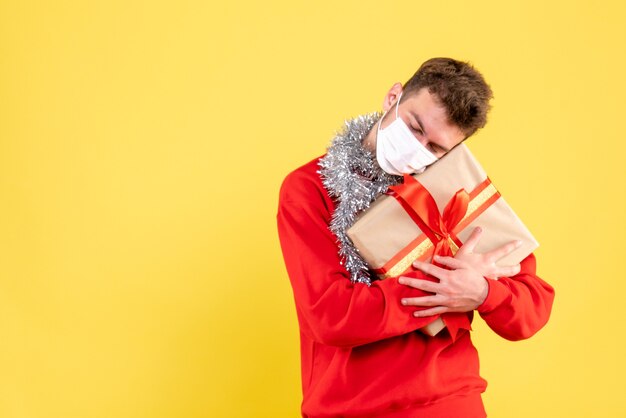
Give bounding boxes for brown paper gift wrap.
[346,143,539,336]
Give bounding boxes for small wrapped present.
[347,143,539,336]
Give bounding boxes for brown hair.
[402,58,493,137]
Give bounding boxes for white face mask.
[375,91,438,175]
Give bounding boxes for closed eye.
[410,125,424,136]
[428,143,445,154]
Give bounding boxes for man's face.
[378,87,465,159]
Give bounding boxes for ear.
[382,82,404,112]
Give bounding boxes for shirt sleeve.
[276,170,438,348]
[476,252,555,341]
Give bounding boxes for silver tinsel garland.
[318,112,402,285]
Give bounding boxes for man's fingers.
[457,226,483,254]
[494,264,521,278]
[401,295,444,307]
[398,276,439,293]
[411,260,450,280]
[431,255,465,270]
[413,306,448,317]
[487,240,523,261]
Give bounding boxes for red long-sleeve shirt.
[276,156,555,418]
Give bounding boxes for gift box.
[346,143,539,336]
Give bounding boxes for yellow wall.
[1,1,624,417]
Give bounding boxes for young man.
[276,58,555,418]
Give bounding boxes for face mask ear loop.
[378,91,404,132]
[394,91,403,119]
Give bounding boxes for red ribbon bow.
[389,174,469,259]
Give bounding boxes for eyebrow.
[413,113,451,153]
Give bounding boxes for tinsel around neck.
[318,112,402,285]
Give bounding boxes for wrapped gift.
[347,143,539,336]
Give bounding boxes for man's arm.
[277,169,436,348]
[399,252,555,341]
[475,253,555,340]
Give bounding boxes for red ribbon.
[389,174,469,260]
[388,174,472,340]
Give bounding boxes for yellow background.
[1,1,624,417]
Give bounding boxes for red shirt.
[276,156,555,418]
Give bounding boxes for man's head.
[362,58,493,172]
[402,57,493,138]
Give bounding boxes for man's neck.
[362,123,377,153]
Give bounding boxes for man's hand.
[399,260,488,317]
[398,227,524,317]
[435,226,523,280]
